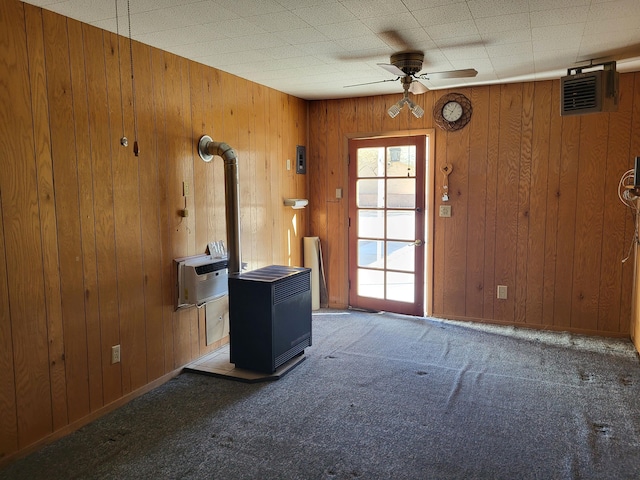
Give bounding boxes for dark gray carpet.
[2,310,640,480]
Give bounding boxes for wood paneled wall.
[0,0,306,462]
[308,75,640,338]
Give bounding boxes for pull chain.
[115,0,127,147]
[127,0,139,156]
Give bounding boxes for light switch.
[296,145,306,174]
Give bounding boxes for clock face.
[442,101,463,122]
[433,93,472,131]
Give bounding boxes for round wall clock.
[433,93,473,131]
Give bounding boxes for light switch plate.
[296,145,306,174]
[439,205,452,217]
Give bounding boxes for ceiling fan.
[343,30,479,117]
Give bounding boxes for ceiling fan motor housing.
[391,52,424,75]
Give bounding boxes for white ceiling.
[21,0,640,100]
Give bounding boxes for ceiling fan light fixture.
[388,96,423,119]
[407,99,424,118]
[388,102,403,118]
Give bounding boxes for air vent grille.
[563,76,598,112]
[274,339,309,368]
[274,274,310,305]
[560,65,618,116]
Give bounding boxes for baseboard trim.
[0,367,183,469]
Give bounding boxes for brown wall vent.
[561,62,619,116]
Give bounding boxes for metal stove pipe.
[198,135,241,275]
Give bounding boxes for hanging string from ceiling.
[126,0,139,157]
[115,0,127,148]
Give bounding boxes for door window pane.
[387,241,415,272]
[387,178,415,208]
[357,179,385,208]
[387,146,416,178]
[358,210,384,238]
[386,211,415,240]
[358,240,384,268]
[358,268,384,299]
[357,147,385,177]
[387,272,415,302]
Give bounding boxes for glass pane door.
[349,136,426,316]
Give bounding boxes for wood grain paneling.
[0,0,307,464]
[525,81,553,326]
[308,72,640,338]
[165,51,191,369]
[43,9,91,423]
[465,87,490,319]
[542,81,563,326]
[252,83,270,266]
[0,4,19,442]
[132,40,165,382]
[325,98,343,305]
[24,5,68,430]
[442,90,471,318]
[0,188,17,460]
[553,113,580,329]
[1,0,53,449]
[83,22,121,406]
[482,84,502,320]
[431,98,448,315]
[494,83,523,323]
[598,74,633,333]
[515,82,534,325]
[150,47,175,375]
[67,17,104,414]
[627,74,640,350]
[571,113,609,330]
[308,101,328,247]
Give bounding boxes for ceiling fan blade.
[378,63,405,76]
[377,30,413,51]
[409,80,428,95]
[419,68,478,80]
[344,78,399,88]
[337,50,387,61]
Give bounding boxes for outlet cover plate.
[111,345,121,364]
[497,285,508,300]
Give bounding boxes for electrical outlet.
[286,159,291,171]
[111,345,121,364]
[439,205,452,217]
[183,181,189,196]
[497,285,508,300]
